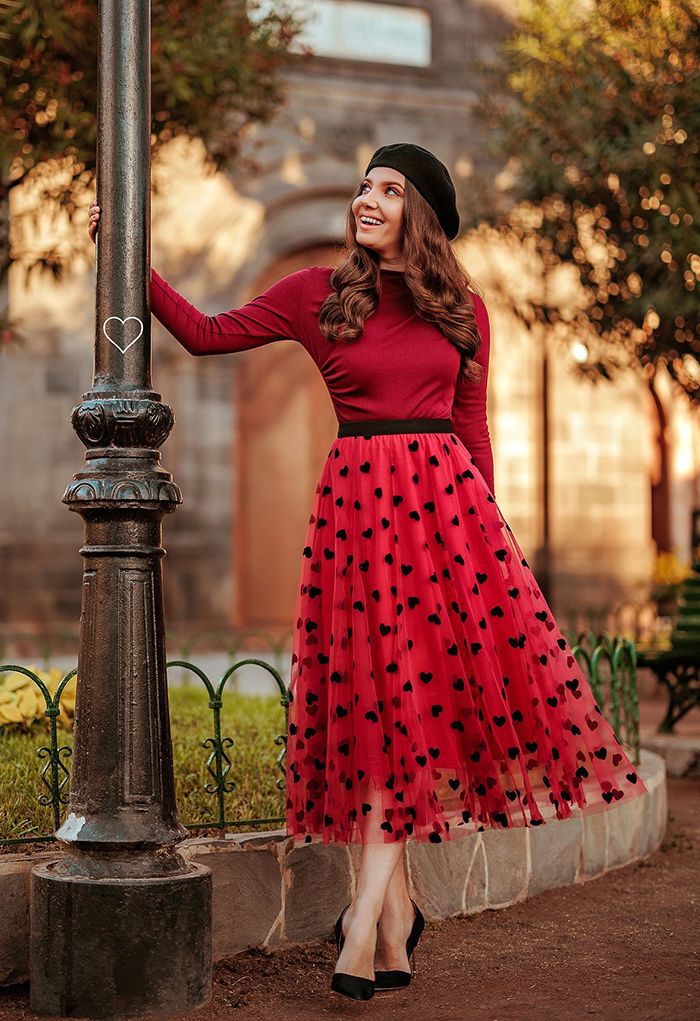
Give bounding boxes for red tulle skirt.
[285,431,648,844]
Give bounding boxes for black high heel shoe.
[373,897,425,991]
[330,902,375,1000]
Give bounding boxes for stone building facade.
[1,0,697,637]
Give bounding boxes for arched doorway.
[234,246,339,629]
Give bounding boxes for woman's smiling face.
[351,166,406,264]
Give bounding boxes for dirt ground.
[1,773,697,1021]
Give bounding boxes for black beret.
[364,142,460,241]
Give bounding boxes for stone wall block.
[406,834,479,918]
[528,816,582,897]
[581,810,609,878]
[462,836,488,914]
[284,843,353,942]
[481,826,530,908]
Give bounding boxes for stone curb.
[0,749,666,987]
[640,732,700,778]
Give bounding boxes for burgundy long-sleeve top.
[150,265,495,495]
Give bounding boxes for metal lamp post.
[29,1,212,1015]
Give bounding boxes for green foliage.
[0,683,286,843]
[473,0,700,400]
[0,0,309,281]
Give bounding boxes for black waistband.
[337,417,454,437]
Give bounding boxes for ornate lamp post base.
[31,859,211,1017]
[29,395,213,1016]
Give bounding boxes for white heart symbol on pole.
[102,315,144,354]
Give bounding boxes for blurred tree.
[0,0,310,345]
[469,0,700,403]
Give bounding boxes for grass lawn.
[0,684,288,846]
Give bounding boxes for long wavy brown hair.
[318,177,485,383]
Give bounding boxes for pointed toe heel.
[331,902,376,1000]
[374,898,425,991]
[330,971,375,1000]
[373,967,412,991]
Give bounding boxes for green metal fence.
[0,630,643,848]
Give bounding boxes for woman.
[89,142,647,1002]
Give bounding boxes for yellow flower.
[651,551,692,587]
[0,665,78,729]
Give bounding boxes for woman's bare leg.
[334,842,404,979]
[334,779,404,980]
[373,848,415,971]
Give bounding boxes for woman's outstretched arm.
[451,292,495,497]
[90,202,309,355]
[150,267,310,355]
